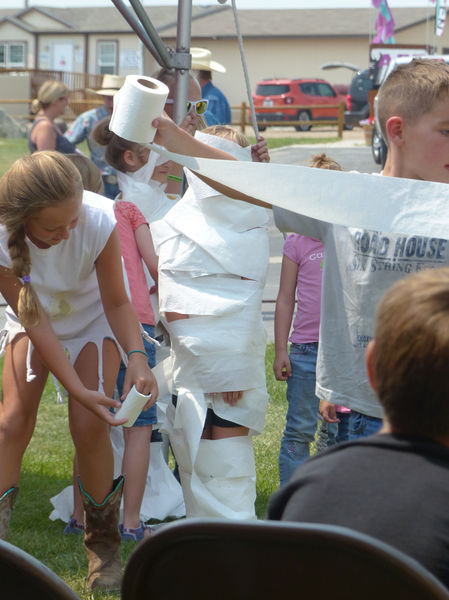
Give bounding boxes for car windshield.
[256,84,290,96]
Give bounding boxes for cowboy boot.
[79,476,124,591]
[0,487,18,540]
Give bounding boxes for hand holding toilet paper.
[109,75,169,144]
[114,385,152,427]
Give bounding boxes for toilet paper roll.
[114,385,152,428]
[109,75,169,144]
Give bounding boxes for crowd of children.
[0,57,448,592]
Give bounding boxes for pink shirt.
[284,234,324,344]
[114,201,155,326]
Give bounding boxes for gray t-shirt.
[273,206,449,418]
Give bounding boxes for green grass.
[248,136,339,149]
[3,344,286,599]
[0,138,90,176]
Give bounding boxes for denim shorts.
[114,323,157,427]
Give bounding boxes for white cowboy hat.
[190,47,226,73]
[86,74,125,96]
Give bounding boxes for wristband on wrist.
[127,349,148,359]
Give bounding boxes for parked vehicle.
[252,78,346,132]
[344,68,374,128]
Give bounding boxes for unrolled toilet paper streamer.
[110,75,169,144]
[147,143,449,240]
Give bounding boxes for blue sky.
[0,0,441,8]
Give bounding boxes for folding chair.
[122,518,449,600]
[0,539,80,600]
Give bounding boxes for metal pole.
[231,0,259,138]
[172,0,192,125]
[129,0,174,69]
[110,0,162,63]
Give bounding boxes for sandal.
[63,517,84,535]
[119,521,154,541]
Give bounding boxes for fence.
[0,68,345,136]
[0,68,104,119]
[232,101,345,135]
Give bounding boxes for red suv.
[252,78,346,131]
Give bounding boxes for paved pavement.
[0,128,375,342]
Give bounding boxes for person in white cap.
[65,74,125,199]
[191,47,231,126]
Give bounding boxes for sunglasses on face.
[165,98,209,115]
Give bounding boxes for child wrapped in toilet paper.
[151,127,270,519]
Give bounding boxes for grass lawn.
[0,138,90,176]
[4,345,287,599]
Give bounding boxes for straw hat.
[190,48,226,73]
[86,74,125,96]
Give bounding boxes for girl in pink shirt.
[273,154,349,486]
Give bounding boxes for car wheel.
[295,110,312,132]
[372,129,387,166]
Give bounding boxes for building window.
[0,42,26,68]
[98,41,117,75]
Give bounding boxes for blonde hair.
[66,153,103,194]
[202,124,250,148]
[31,79,68,114]
[377,58,449,142]
[309,153,342,171]
[93,116,146,173]
[0,152,83,327]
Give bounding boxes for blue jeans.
[348,410,382,441]
[336,410,351,443]
[115,323,157,427]
[102,177,120,200]
[279,342,336,486]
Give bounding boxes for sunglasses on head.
[165,98,209,115]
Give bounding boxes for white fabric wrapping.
[151,132,269,518]
[147,143,449,239]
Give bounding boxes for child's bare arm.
[152,114,237,161]
[95,228,158,402]
[0,266,125,424]
[273,255,298,381]
[135,224,158,282]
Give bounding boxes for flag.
[371,0,396,44]
[433,0,447,36]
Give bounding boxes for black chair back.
[0,539,80,600]
[122,519,449,600]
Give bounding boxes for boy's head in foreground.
[378,58,449,182]
[366,267,449,442]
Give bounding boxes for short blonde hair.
[0,152,83,327]
[202,125,250,148]
[31,80,68,114]
[377,58,449,142]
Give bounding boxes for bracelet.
[127,349,148,359]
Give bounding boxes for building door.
[51,42,73,72]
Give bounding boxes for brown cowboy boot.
[0,487,18,540]
[79,476,124,591]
